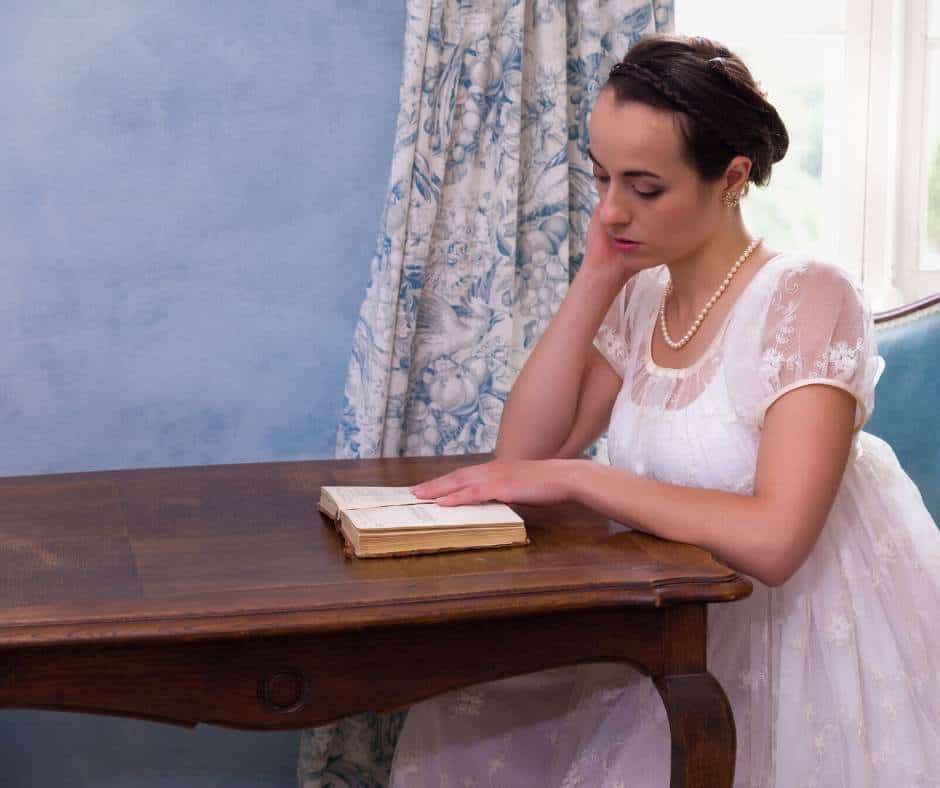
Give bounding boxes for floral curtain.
[334,0,673,463]
[300,0,674,785]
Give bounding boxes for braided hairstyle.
[605,35,789,189]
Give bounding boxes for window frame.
[855,0,939,307]
[676,0,940,308]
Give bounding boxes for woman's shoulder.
[757,250,863,291]
[721,251,869,348]
[631,250,864,315]
[738,251,867,317]
[638,250,857,284]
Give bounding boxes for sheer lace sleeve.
[592,275,640,379]
[727,259,885,432]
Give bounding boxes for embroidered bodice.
[592,252,885,493]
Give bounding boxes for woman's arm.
[568,383,857,586]
[553,345,623,459]
[494,263,628,460]
[413,382,857,587]
[495,205,664,460]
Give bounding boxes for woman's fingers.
[435,484,492,506]
[411,464,495,500]
[411,459,569,507]
[409,478,448,499]
[410,468,473,499]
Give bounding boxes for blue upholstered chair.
[866,292,940,525]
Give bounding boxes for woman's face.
[587,87,726,264]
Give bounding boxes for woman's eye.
[635,189,662,200]
[592,171,609,183]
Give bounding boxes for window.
[922,0,940,270]
[676,0,940,309]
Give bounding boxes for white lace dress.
[389,252,940,787]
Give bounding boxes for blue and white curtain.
[301,1,673,785]
[335,0,673,462]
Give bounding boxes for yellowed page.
[345,502,523,531]
[320,485,422,512]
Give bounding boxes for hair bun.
[706,56,741,89]
[604,34,790,188]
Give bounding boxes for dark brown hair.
[605,34,789,188]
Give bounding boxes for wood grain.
[0,454,751,787]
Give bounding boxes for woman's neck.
[664,225,763,324]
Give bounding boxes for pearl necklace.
[659,237,763,350]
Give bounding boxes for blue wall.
[0,0,404,474]
[0,1,405,785]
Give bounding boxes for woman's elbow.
[721,548,795,588]
[756,563,796,588]
[752,528,818,587]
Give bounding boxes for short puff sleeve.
[591,275,640,379]
[726,260,885,432]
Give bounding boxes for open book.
[317,485,528,558]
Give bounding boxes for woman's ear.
[723,155,752,194]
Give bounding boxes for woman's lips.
[611,238,642,251]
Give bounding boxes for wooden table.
[0,454,751,788]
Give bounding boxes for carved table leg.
[653,672,735,788]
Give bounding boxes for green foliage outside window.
[928,137,940,251]
[736,45,827,255]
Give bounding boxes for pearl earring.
[722,190,741,209]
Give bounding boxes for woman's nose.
[597,186,631,228]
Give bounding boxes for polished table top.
[0,453,750,647]
[0,454,752,787]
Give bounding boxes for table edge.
[0,573,752,649]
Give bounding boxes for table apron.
[0,604,709,730]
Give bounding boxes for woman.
[391,34,940,786]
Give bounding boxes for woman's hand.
[409,458,577,507]
[582,206,656,281]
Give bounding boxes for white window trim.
[675,1,939,307]
[858,0,940,308]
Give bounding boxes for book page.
[346,502,523,531]
[320,486,422,512]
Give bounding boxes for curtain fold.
[300,1,674,785]
[335,0,673,463]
